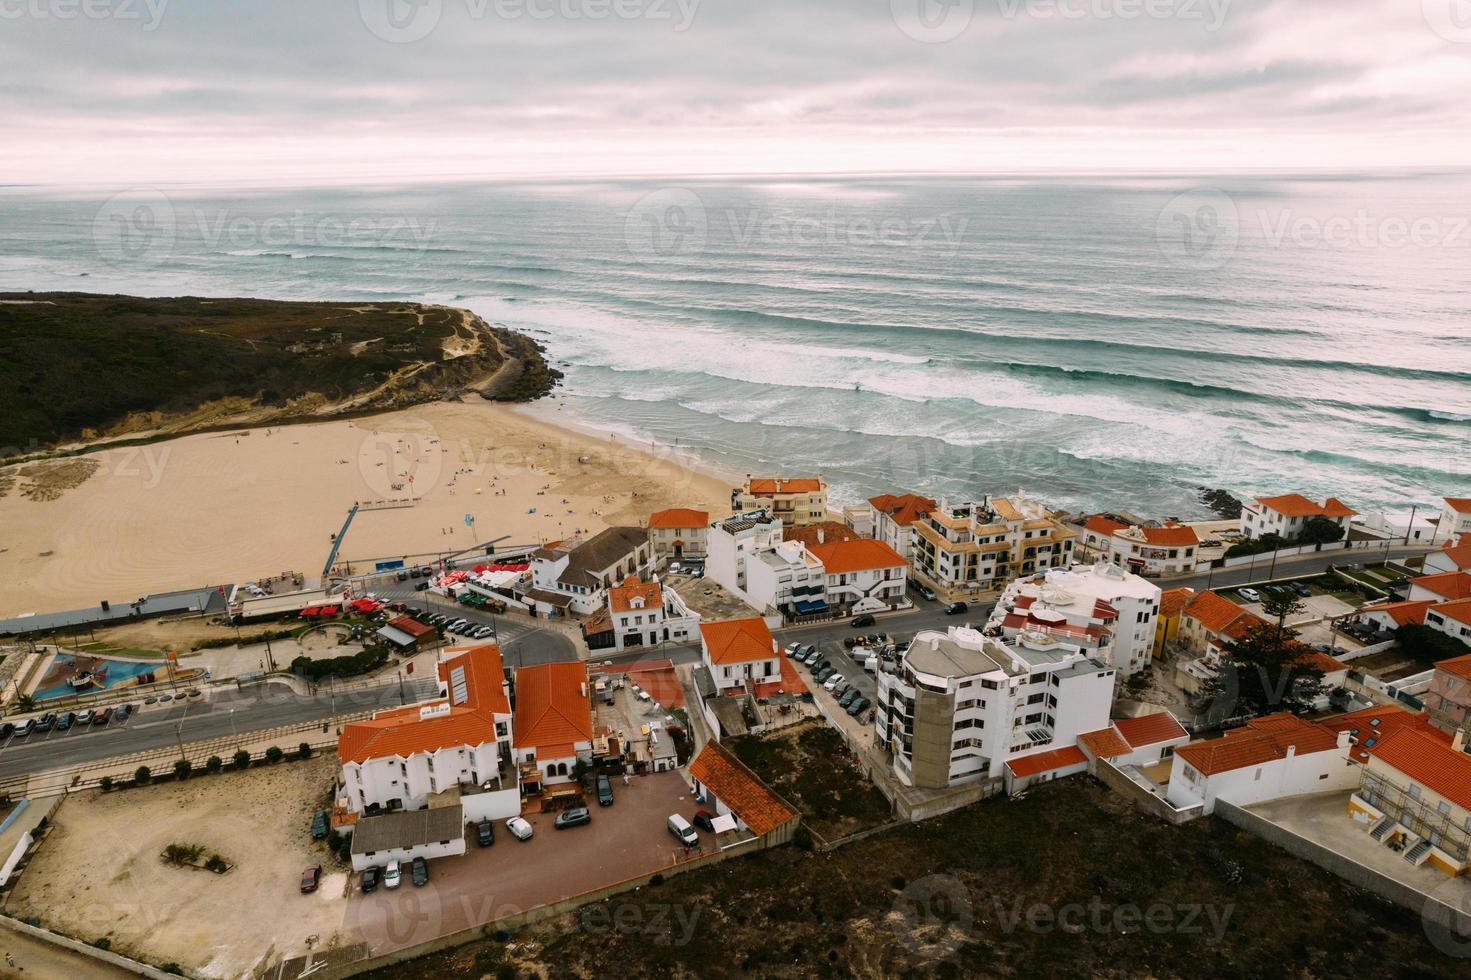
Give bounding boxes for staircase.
[1370,816,1397,842]
[1404,839,1433,865]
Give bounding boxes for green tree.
[174,759,192,781]
[134,766,151,785]
[264,745,284,765]
[1203,620,1324,718]
[298,742,313,759]
[99,775,113,793]
[205,755,223,774]
[233,749,252,770]
[1298,517,1346,545]
[1260,590,1305,629]
[14,693,35,713]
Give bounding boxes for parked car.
[555,807,592,830]
[824,674,844,692]
[311,810,329,840]
[384,859,402,889]
[77,709,93,726]
[93,706,113,726]
[300,865,322,894]
[56,712,75,732]
[596,774,614,806]
[507,816,534,841]
[1238,588,1261,603]
[395,569,409,582]
[814,666,832,683]
[113,704,132,723]
[839,689,859,708]
[476,818,495,846]
[850,614,876,628]
[361,866,381,893]
[848,697,871,717]
[1289,582,1312,597]
[943,602,968,616]
[414,581,430,592]
[802,650,822,666]
[0,722,11,739]
[13,719,33,738]
[916,584,938,601]
[784,641,804,656]
[693,809,716,832]
[667,814,698,847]
[35,713,56,732]
[411,856,429,886]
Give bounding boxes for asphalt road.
[1170,544,1431,592]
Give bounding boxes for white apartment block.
[1082,516,1200,576]
[706,510,788,604]
[990,563,1162,676]
[603,575,700,652]
[1439,497,1471,543]
[874,626,1115,790]
[911,491,1075,600]
[865,493,938,562]
[1239,494,1357,541]
[732,476,829,527]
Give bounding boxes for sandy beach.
[0,399,736,617]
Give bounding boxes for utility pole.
[1402,505,1418,547]
[174,704,190,763]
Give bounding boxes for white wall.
[1166,744,1355,815]
[351,836,465,873]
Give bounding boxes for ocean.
[2,173,1468,518]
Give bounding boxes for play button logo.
[1424,0,1471,42]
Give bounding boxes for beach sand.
[0,400,736,617]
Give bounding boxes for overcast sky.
[3,0,1469,185]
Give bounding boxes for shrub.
[174,759,192,781]
[264,746,284,764]
[134,766,151,786]
[298,742,313,759]
[205,755,223,774]
[205,855,228,873]
[99,776,113,793]
[91,938,111,950]
[163,843,204,865]
[290,644,390,681]
[233,749,252,770]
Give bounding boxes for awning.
[794,600,828,613]
[711,812,739,834]
[376,625,417,647]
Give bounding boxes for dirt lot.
[368,778,1466,979]
[727,720,892,841]
[6,756,348,978]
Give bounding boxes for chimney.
[1454,728,1466,754]
[1336,730,1352,750]
[1284,744,1296,762]
[581,682,588,699]
[818,528,825,545]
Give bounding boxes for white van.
[667,814,698,847]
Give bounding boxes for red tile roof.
[1411,571,1471,601]
[648,508,709,529]
[1115,711,1189,747]
[1437,653,1471,681]
[387,614,435,639]
[747,477,823,495]
[1436,539,1471,572]
[1006,744,1088,778]
[513,662,593,759]
[1173,713,1341,777]
[609,576,662,614]
[806,537,907,574]
[1159,587,1195,618]
[783,521,860,548]
[1365,727,1471,812]
[700,618,778,665]
[1360,599,1434,627]
[1433,597,1471,626]
[1084,515,1127,536]
[1080,728,1132,759]
[869,493,937,526]
[1142,524,1200,547]
[1255,494,1358,519]
[1317,704,1450,763]
[688,741,798,837]
[1184,590,1251,634]
[438,644,510,715]
[1444,497,1471,513]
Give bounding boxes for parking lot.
[344,770,701,955]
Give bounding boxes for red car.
[300,865,321,894]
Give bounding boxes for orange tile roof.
[609,576,662,614]
[648,508,709,529]
[1142,524,1199,547]
[700,618,778,665]
[747,477,823,495]
[783,521,860,548]
[1115,711,1189,747]
[806,537,907,574]
[387,614,435,638]
[1219,612,1271,641]
[1173,713,1341,777]
[688,741,797,837]
[1412,571,1471,601]
[869,493,937,526]
[1444,497,1471,513]
[1433,597,1471,626]
[1437,653,1471,681]
[513,662,593,758]
[1184,590,1250,634]
[1365,727,1471,812]
[1436,539,1471,572]
[1317,704,1450,763]
[1084,515,1127,536]
[1255,494,1358,519]
[438,644,511,715]
[1159,587,1195,619]
[1006,744,1088,778]
[1080,728,1132,759]
[1360,599,1434,627]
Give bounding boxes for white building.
[706,510,786,603]
[1424,534,1471,575]
[646,508,709,559]
[874,625,1116,790]
[512,662,594,787]
[732,476,829,527]
[1239,494,1357,541]
[699,617,783,693]
[338,645,518,822]
[865,493,938,562]
[528,526,653,616]
[1081,517,1200,576]
[1438,498,1471,543]
[1164,713,1354,816]
[602,575,700,652]
[910,491,1076,600]
[990,563,1162,676]
[744,539,827,617]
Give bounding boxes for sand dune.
[0,401,734,617]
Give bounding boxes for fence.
[0,914,179,979]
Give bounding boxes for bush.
[134,766,151,786]
[205,854,228,873]
[174,759,192,781]
[205,755,223,774]
[233,749,252,770]
[298,742,313,759]
[99,776,113,793]
[91,938,111,950]
[264,746,284,764]
[290,644,390,681]
[163,843,205,865]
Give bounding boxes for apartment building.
[911,491,1075,601]
[646,508,709,559]
[989,563,1161,676]
[1438,497,1471,544]
[732,476,829,527]
[700,617,783,693]
[528,526,653,616]
[706,510,786,603]
[597,575,700,652]
[874,625,1115,790]
[1082,516,1200,576]
[1425,653,1471,730]
[1351,727,1471,876]
[1239,494,1357,541]
[808,538,908,613]
[866,492,938,561]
